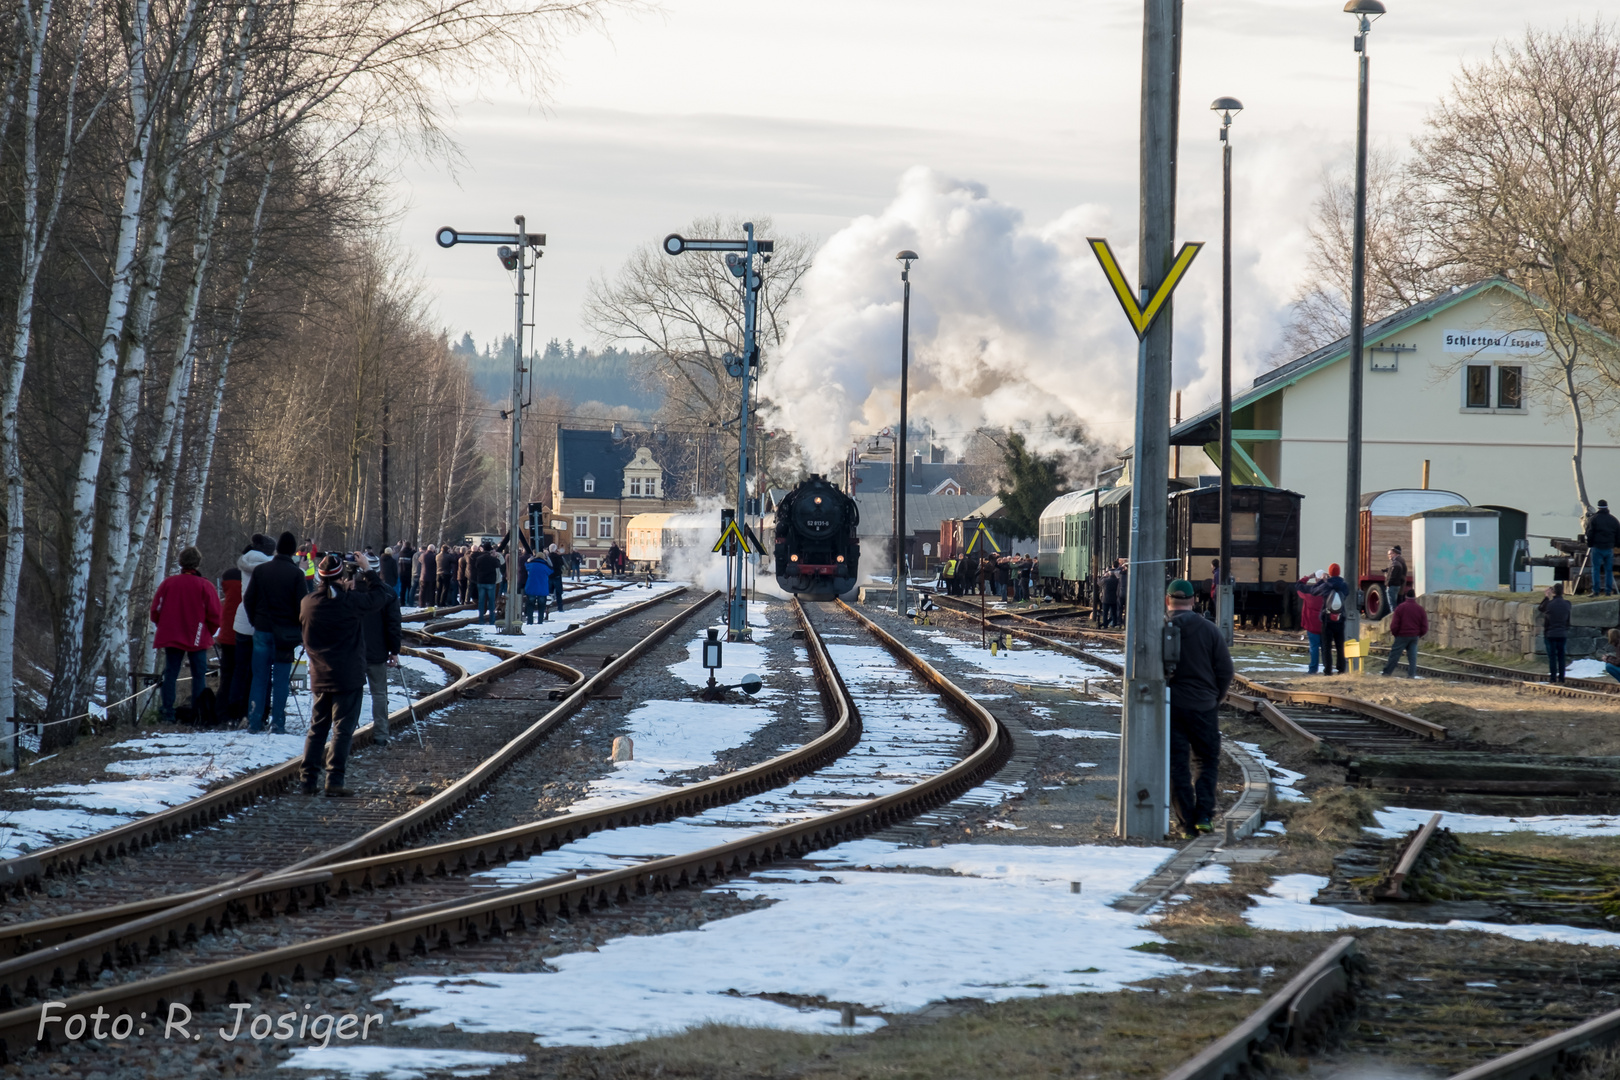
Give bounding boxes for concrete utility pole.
[895,250,918,618]
[433,219,546,634]
[1214,96,1244,646]
[1343,0,1385,642]
[1118,0,1182,841]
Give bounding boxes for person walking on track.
[1165,579,1233,836]
[1099,562,1121,628]
[1539,583,1573,684]
[301,554,391,796]
[243,531,306,734]
[357,557,402,746]
[1585,500,1620,596]
[1381,589,1430,678]
[149,546,222,724]
[524,548,553,624]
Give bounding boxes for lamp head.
[896,249,918,280]
[1344,0,1385,42]
[1211,97,1243,139]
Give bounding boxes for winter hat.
[178,546,202,569]
[1328,563,1341,577]
[1166,579,1195,599]
[276,531,297,556]
[317,554,345,581]
[384,547,394,557]
[1391,545,1402,554]
[1602,500,1610,509]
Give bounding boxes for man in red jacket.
[150,546,222,723]
[1381,589,1430,678]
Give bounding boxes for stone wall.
[1364,591,1617,659]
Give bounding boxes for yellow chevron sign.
[965,519,1001,555]
[1088,238,1204,339]
[713,518,752,554]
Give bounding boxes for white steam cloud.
[764,167,1191,474]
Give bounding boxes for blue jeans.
[1607,662,1620,684]
[1593,547,1615,595]
[248,630,292,734]
[477,583,497,623]
[1382,636,1419,677]
[1306,632,1321,674]
[161,648,209,721]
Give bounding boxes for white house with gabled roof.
[1169,278,1620,579]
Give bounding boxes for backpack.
[1324,588,1344,622]
[177,686,218,727]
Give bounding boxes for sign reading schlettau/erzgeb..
[1442,330,1548,355]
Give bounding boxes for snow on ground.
[0,652,456,859]
[1183,864,1231,885]
[382,841,1183,1047]
[280,1046,523,1079]
[1030,728,1120,740]
[1565,658,1615,680]
[1233,740,1306,803]
[452,582,684,646]
[918,630,1109,686]
[1371,807,1620,838]
[1247,874,1620,948]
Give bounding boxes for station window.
[599,515,614,539]
[574,515,589,538]
[583,474,595,493]
[628,476,642,496]
[1498,365,1523,410]
[1465,366,1491,408]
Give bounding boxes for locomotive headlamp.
[814,497,822,504]
[837,555,845,562]
[702,627,723,670]
[790,554,799,562]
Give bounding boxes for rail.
[0,586,688,900]
[1446,1006,1620,1080]
[0,594,1009,1059]
[1163,936,1360,1080]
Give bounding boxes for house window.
[574,515,589,538]
[583,474,595,493]
[1454,520,1470,537]
[629,476,642,496]
[1465,366,1491,408]
[647,476,658,497]
[1498,365,1523,410]
[599,515,614,539]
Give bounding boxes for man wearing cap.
[300,553,393,796]
[1166,578,1233,836]
[1584,500,1619,596]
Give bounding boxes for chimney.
[913,451,921,474]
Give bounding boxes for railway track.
[0,584,690,909]
[929,594,1446,759]
[1163,929,1620,1079]
[0,594,1012,1061]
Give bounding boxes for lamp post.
[1212,96,1242,646]
[1342,0,1385,642]
[895,250,918,616]
[434,220,546,634]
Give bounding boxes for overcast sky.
[395,0,1610,448]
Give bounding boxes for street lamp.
[895,250,918,616]
[1342,0,1385,642]
[1211,97,1242,646]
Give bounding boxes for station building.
[549,426,690,567]
[1169,278,1620,577]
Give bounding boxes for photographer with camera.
[300,553,394,796]
[357,555,403,744]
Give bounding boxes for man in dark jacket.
[1539,583,1573,683]
[1099,565,1120,628]
[1166,579,1234,835]
[379,547,399,594]
[1381,590,1430,678]
[357,559,403,744]
[437,546,457,605]
[472,542,501,624]
[549,545,568,611]
[242,531,308,734]
[301,554,392,795]
[1585,500,1620,596]
[1381,546,1408,617]
[417,545,437,607]
[398,541,415,603]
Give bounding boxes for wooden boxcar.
[1167,486,1303,625]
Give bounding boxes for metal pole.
[1343,20,1372,643]
[503,215,526,633]
[381,397,390,551]
[1218,122,1235,645]
[896,261,912,616]
[1118,0,1180,841]
[730,224,760,640]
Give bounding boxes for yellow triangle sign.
[1088,237,1203,339]
[965,520,1001,555]
[713,519,752,554]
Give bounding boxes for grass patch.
[543,991,1266,1080]
[1279,787,1382,845]
[1458,830,1620,870]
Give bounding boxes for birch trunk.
[175,159,274,548]
[42,0,157,741]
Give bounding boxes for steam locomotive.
[773,476,860,599]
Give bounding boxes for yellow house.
[550,427,689,567]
